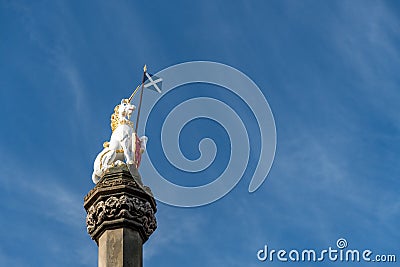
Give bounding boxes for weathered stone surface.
[84,165,157,243]
[98,228,142,267]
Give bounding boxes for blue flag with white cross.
[144,72,162,93]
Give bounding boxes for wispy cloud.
[0,154,95,266]
[329,1,400,126]
[0,156,84,228]
[6,0,90,120]
[144,207,206,261]
[51,47,88,115]
[0,248,25,267]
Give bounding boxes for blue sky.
[1,0,399,266]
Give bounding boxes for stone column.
[84,165,157,267]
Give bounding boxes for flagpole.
[135,64,147,133]
[128,85,140,103]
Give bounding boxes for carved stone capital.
[84,166,157,243]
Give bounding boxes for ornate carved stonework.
[86,195,156,238]
[84,166,157,243]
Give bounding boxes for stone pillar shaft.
[98,228,142,267]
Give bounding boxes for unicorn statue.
[92,98,148,184]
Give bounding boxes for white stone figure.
[92,99,148,184]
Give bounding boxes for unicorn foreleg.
[92,148,115,184]
[101,150,116,171]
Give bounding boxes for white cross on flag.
[144,72,162,93]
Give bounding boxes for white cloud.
[0,153,97,266]
[0,248,25,267]
[329,1,400,127]
[144,207,206,260]
[0,157,84,228]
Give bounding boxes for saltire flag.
[144,72,162,93]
